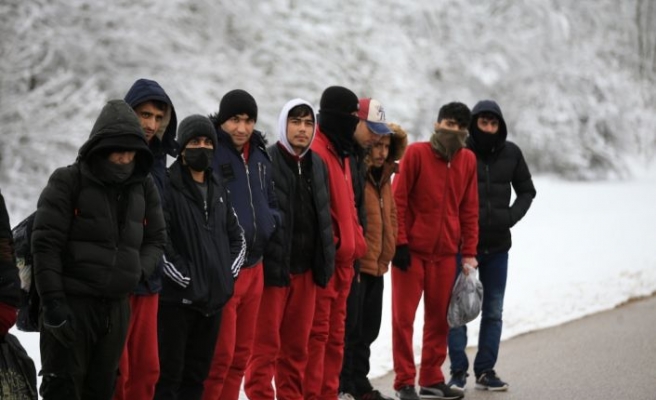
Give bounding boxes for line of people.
[0,79,536,400]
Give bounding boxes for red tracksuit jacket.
[393,142,478,259]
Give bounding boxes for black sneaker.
[475,370,509,391]
[418,383,463,399]
[361,389,394,400]
[446,370,468,394]
[395,385,420,400]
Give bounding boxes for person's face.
[108,151,136,165]
[134,102,165,143]
[477,116,500,134]
[220,114,255,151]
[354,120,380,149]
[435,118,465,131]
[370,135,391,168]
[286,114,315,155]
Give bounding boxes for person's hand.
[461,256,478,275]
[392,244,411,271]
[42,299,75,348]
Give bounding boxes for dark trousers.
[341,273,385,395]
[339,269,360,394]
[40,296,130,400]
[154,304,222,400]
[448,252,509,376]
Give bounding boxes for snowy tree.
[1,0,654,219]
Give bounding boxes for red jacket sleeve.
[392,144,418,246]
[459,150,479,257]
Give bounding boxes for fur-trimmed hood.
[386,122,408,163]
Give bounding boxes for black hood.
[468,99,508,154]
[78,100,153,179]
[124,78,179,157]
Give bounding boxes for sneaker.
[475,370,509,391]
[395,385,420,400]
[361,389,394,400]
[339,393,357,400]
[418,383,463,399]
[446,370,468,394]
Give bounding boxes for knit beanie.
[319,86,359,115]
[216,89,258,125]
[177,115,218,151]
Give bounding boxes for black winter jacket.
[160,161,246,315]
[468,100,536,254]
[264,144,335,288]
[32,100,167,301]
[0,191,20,307]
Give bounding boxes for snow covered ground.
[11,171,656,395]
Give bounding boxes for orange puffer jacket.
[359,123,408,276]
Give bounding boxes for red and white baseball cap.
[358,98,393,135]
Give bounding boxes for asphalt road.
[370,294,656,400]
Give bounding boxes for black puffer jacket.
[32,100,167,301]
[467,100,537,254]
[265,144,335,288]
[0,190,20,307]
[160,161,246,315]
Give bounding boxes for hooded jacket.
[159,160,246,315]
[312,127,367,265]
[467,100,536,254]
[32,100,167,301]
[124,78,178,295]
[264,99,335,287]
[393,129,478,259]
[359,123,407,276]
[209,121,280,268]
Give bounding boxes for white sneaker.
[339,393,357,400]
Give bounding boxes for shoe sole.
[418,391,463,400]
[475,383,509,391]
[447,385,465,394]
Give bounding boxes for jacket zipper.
[243,153,257,255]
[377,179,385,276]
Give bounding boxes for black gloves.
[392,244,411,271]
[42,298,75,348]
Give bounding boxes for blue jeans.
[448,252,508,376]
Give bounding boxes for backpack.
[12,164,81,332]
[0,333,37,399]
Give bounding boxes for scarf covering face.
[317,110,359,157]
[96,158,136,184]
[430,128,468,161]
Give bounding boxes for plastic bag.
[447,264,483,328]
[0,333,38,399]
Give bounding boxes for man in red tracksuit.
[244,99,335,399]
[391,102,479,400]
[203,90,280,400]
[304,86,368,400]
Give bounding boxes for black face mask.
[98,158,136,184]
[471,127,500,154]
[184,148,214,171]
